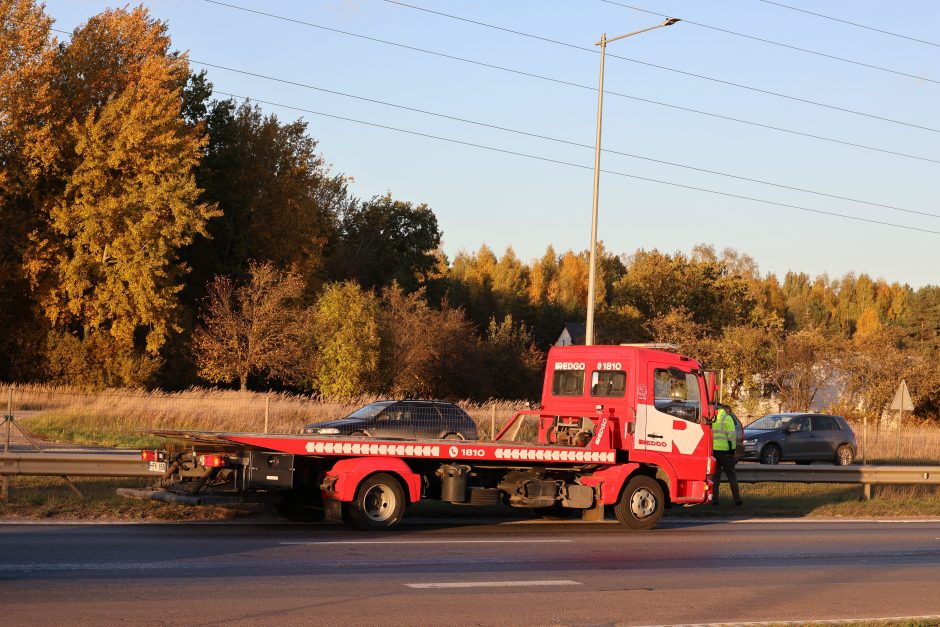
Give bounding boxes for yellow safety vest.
[712,409,736,452]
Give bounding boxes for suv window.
[813,415,840,431]
[591,370,626,397]
[552,369,584,396]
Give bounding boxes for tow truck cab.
[537,344,715,501]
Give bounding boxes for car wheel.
[614,475,663,530]
[346,473,406,531]
[759,444,781,465]
[444,433,464,440]
[350,430,368,437]
[835,445,854,466]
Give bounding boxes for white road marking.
[279,539,574,545]
[406,580,581,589]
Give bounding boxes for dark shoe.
[734,501,743,507]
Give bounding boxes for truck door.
[635,363,708,459]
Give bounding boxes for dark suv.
[302,400,478,440]
[742,413,857,465]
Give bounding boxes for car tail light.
[198,454,226,468]
[141,450,158,462]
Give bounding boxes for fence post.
[490,404,496,441]
[863,415,868,466]
[3,387,12,501]
[264,395,270,434]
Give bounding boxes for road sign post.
[889,380,913,462]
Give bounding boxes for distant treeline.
[2,3,939,420]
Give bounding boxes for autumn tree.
[767,329,843,412]
[330,194,441,292]
[194,262,306,391]
[483,315,545,399]
[307,282,381,398]
[11,6,216,385]
[189,99,346,292]
[378,285,485,399]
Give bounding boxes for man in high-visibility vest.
[711,403,742,506]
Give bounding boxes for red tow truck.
[122,344,716,530]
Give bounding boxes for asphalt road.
[1,519,939,626]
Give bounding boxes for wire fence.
[1,384,937,465]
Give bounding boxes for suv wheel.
[759,444,781,465]
[835,445,854,466]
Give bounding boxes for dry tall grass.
[0,383,526,444]
[2,383,937,462]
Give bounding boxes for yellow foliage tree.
[24,7,217,363]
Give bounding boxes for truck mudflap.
[117,487,280,506]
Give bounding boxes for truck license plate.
[148,461,167,473]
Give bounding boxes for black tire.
[614,475,664,530]
[835,445,855,466]
[534,503,575,520]
[443,433,465,441]
[759,444,781,465]
[350,431,369,437]
[345,473,406,531]
[274,491,325,522]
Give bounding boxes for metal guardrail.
[736,464,940,499]
[0,451,162,478]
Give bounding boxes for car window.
[748,414,790,429]
[789,416,810,432]
[345,401,395,420]
[406,403,440,427]
[379,403,413,423]
[436,403,469,422]
[590,370,626,397]
[813,415,840,431]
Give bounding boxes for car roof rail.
[619,342,679,352]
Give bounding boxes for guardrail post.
[863,483,872,500]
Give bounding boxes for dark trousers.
[712,451,741,504]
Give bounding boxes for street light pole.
[584,18,680,346]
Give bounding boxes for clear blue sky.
[44,1,940,288]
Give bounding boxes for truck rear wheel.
[345,473,406,531]
[614,475,664,530]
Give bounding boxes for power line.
[755,0,940,48]
[193,59,940,221]
[191,5,940,165]
[600,0,939,85]
[384,0,940,134]
[214,90,940,238]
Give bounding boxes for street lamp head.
[663,17,681,26]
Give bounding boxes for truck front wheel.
[345,473,406,531]
[614,475,664,530]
